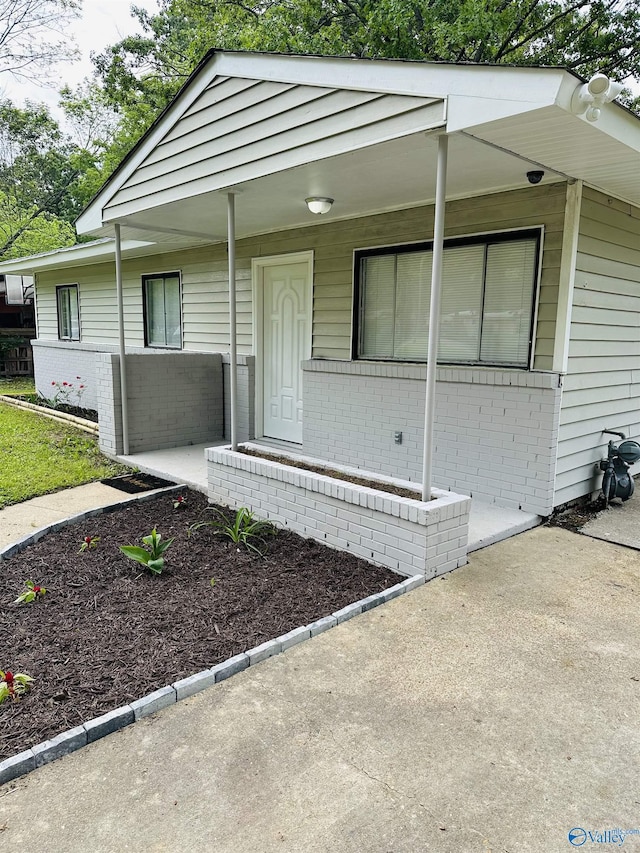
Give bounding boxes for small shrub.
[48,377,87,409]
[190,507,276,556]
[120,528,174,575]
[0,670,33,703]
[79,535,100,553]
[14,580,46,605]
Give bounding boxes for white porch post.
[114,224,129,455]
[227,192,238,450]
[421,134,448,502]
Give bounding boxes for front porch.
[115,442,541,559]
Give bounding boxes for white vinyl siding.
[555,187,640,506]
[56,285,79,341]
[36,246,253,355]
[105,77,443,221]
[357,235,539,367]
[35,185,565,368]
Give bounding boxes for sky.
[0,0,160,116]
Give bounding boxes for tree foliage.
[0,100,98,258]
[94,0,640,131]
[0,0,81,80]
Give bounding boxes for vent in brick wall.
[101,473,176,493]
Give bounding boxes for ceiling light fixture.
[305,197,334,215]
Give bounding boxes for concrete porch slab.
[116,442,223,493]
[468,499,540,552]
[117,442,541,554]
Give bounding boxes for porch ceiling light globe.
[305,197,334,215]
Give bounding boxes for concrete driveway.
[1,526,639,853]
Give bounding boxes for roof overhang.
[1,51,639,276]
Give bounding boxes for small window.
[143,273,182,349]
[56,285,80,341]
[355,230,541,368]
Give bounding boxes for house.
[0,275,35,376]
[0,50,639,529]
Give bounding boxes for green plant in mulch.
[120,528,175,575]
[190,507,276,556]
[79,535,100,553]
[14,580,47,605]
[0,670,33,704]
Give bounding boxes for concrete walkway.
[0,482,138,548]
[581,494,640,550]
[2,526,639,852]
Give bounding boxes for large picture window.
[56,284,80,341]
[355,230,541,367]
[143,272,182,349]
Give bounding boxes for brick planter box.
[207,445,471,578]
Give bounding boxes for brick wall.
[222,354,255,442]
[302,361,562,516]
[32,341,102,410]
[97,352,224,454]
[207,445,470,578]
[96,353,122,455]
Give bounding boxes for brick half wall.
[302,361,562,516]
[32,341,102,410]
[207,445,470,579]
[97,352,224,455]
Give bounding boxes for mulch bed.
[545,495,607,533]
[239,445,426,500]
[0,489,399,762]
[11,394,99,423]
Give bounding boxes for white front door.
[260,258,311,443]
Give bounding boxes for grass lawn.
[0,402,129,508]
[0,377,36,396]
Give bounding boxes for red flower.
[33,586,41,593]
[62,382,68,386]
[84,536,92,544]
[4,671,13,684]
[176,496,184,503]
[79,385,85,389]
[51,381,56,386]
[76,376,81,380]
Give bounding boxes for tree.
[0,99,96,258]
[94,0,640,124]
[0,0,82,81]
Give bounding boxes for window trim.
[352,228,543,369]
[56,284,80,342]
[142,271,183,350]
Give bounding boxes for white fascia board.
[214,51,567,101]
[76,51,571,235]
[0,239,153,275]
[447,94,559,132]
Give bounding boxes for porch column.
[421,133,448,502]
[227,192,238,450]
[114,224,129,455]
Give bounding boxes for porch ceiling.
[107,130,558,249]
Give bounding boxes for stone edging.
[0,395,99,436]
[0,490,425,788]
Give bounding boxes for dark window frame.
[142,271,183,350]
[352,228,543,369]
[56,284,80,341]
